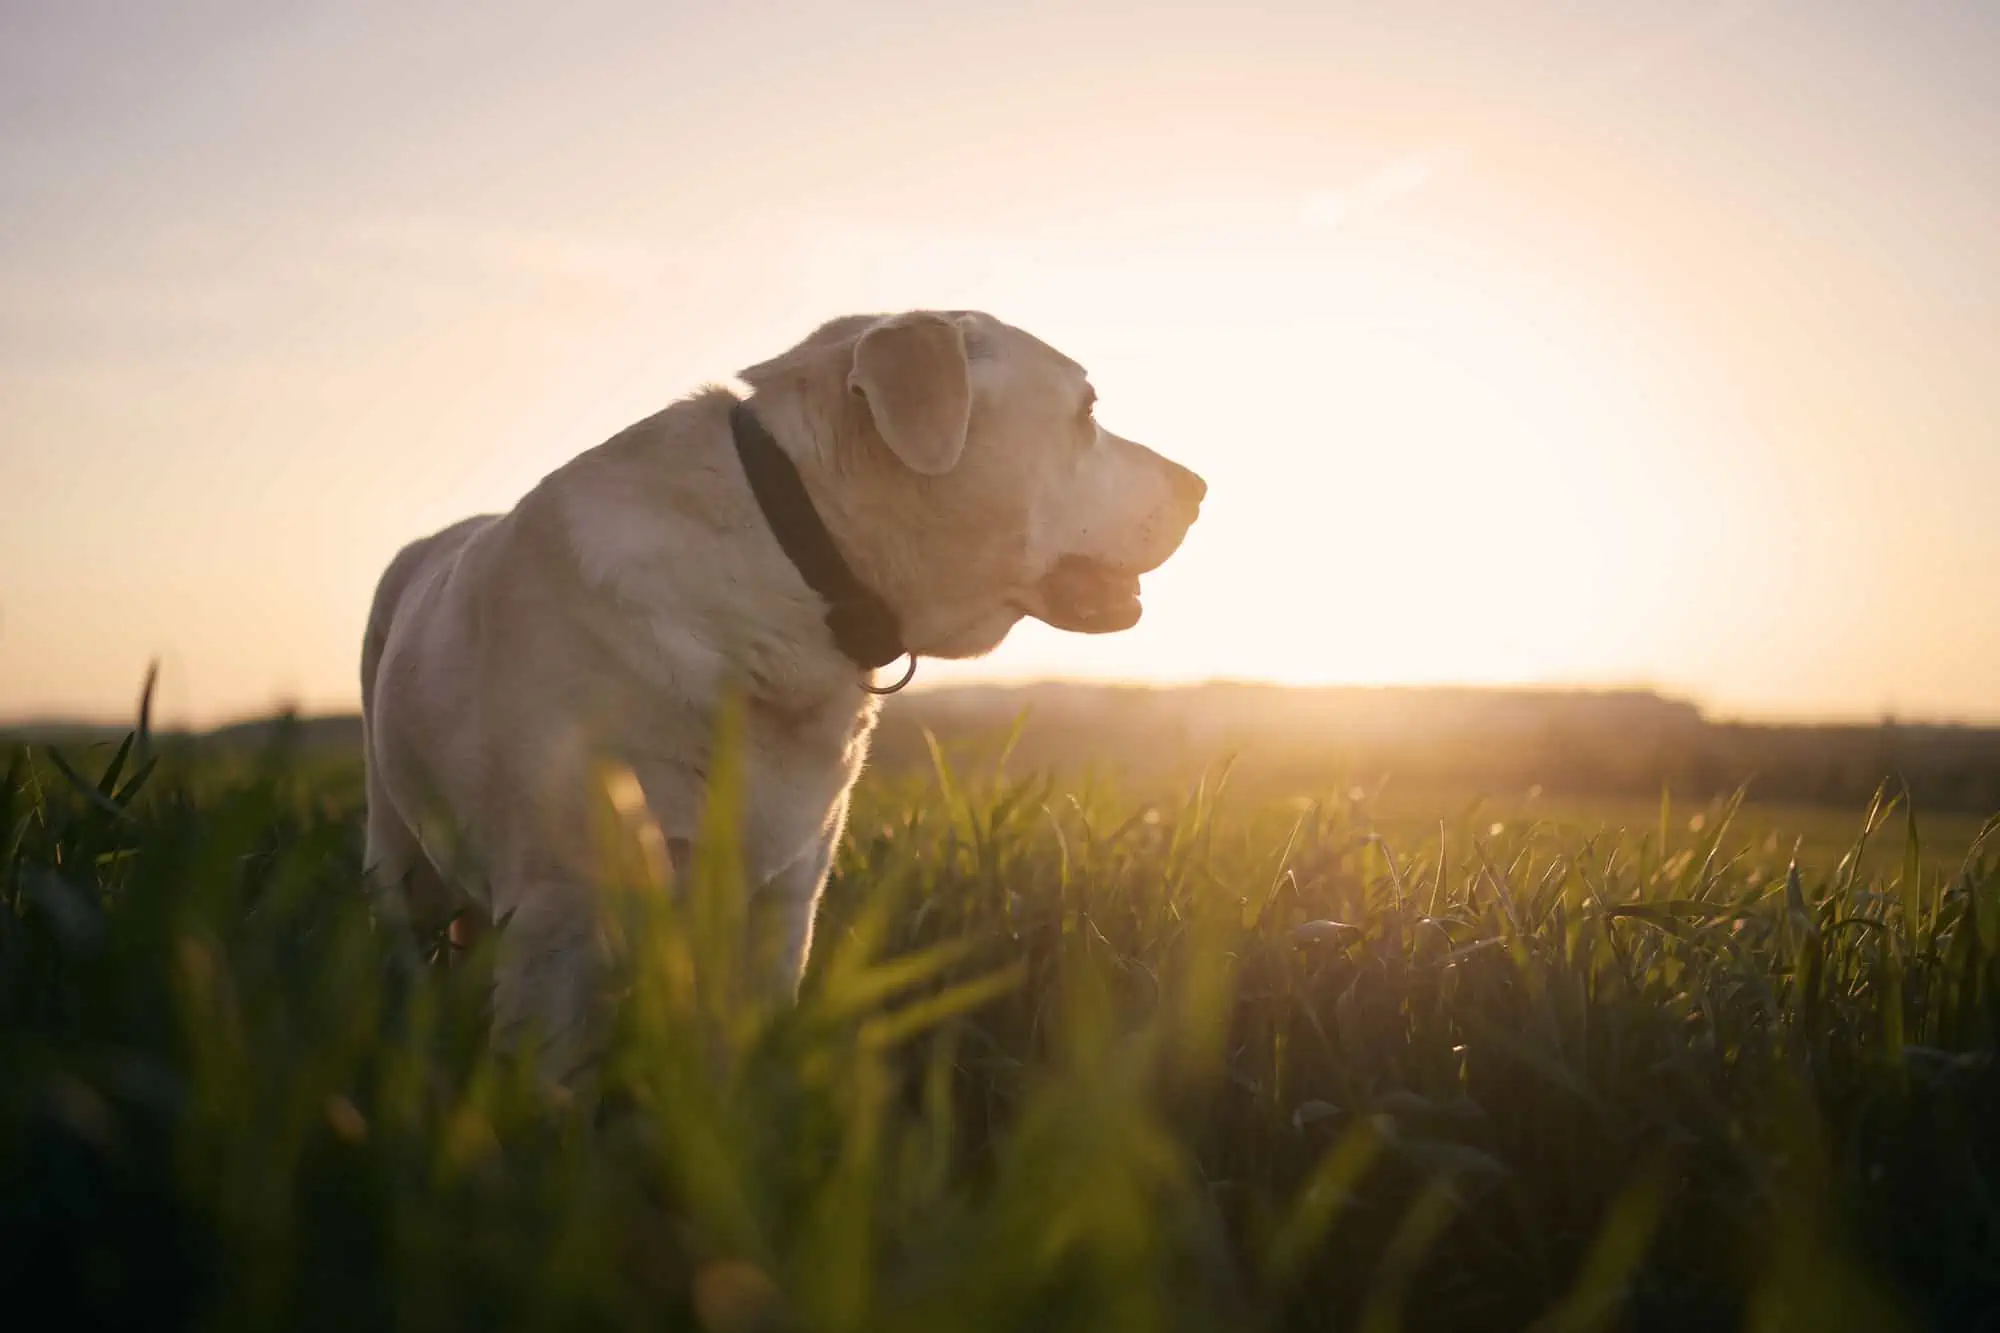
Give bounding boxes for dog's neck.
[729,399,906,677]
[527,390,879,717]
[744,382,1011,663]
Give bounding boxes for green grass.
[4,717,1998,1331]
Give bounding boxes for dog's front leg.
[490,880,611,1087]
[745,831,836,1002]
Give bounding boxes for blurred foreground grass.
[4,716,1997,1331]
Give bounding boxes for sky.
[3,0,1997,727]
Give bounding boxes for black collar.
[730,399,916,692]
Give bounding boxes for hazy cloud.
[1298,151,1452,231]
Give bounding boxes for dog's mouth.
[1021,555,1145,634]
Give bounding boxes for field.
[5,706,1999,1331]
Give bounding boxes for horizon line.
[7,675,1998,736]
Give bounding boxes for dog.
[361,310,1205,1080]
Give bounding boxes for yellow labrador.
[361,310,1205,1079]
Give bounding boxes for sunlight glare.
[898,221,1692,693]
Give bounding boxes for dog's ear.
[847,313,971,476]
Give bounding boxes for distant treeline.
[874,683,2000,812]
[10,683,2000,812]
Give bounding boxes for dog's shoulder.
[528,387,746,581]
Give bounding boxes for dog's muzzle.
[1028,556,1146,634]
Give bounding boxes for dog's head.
[740,310,1206,660]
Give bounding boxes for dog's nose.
[1170,463,1208,509]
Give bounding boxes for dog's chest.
[735,692,879,878]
